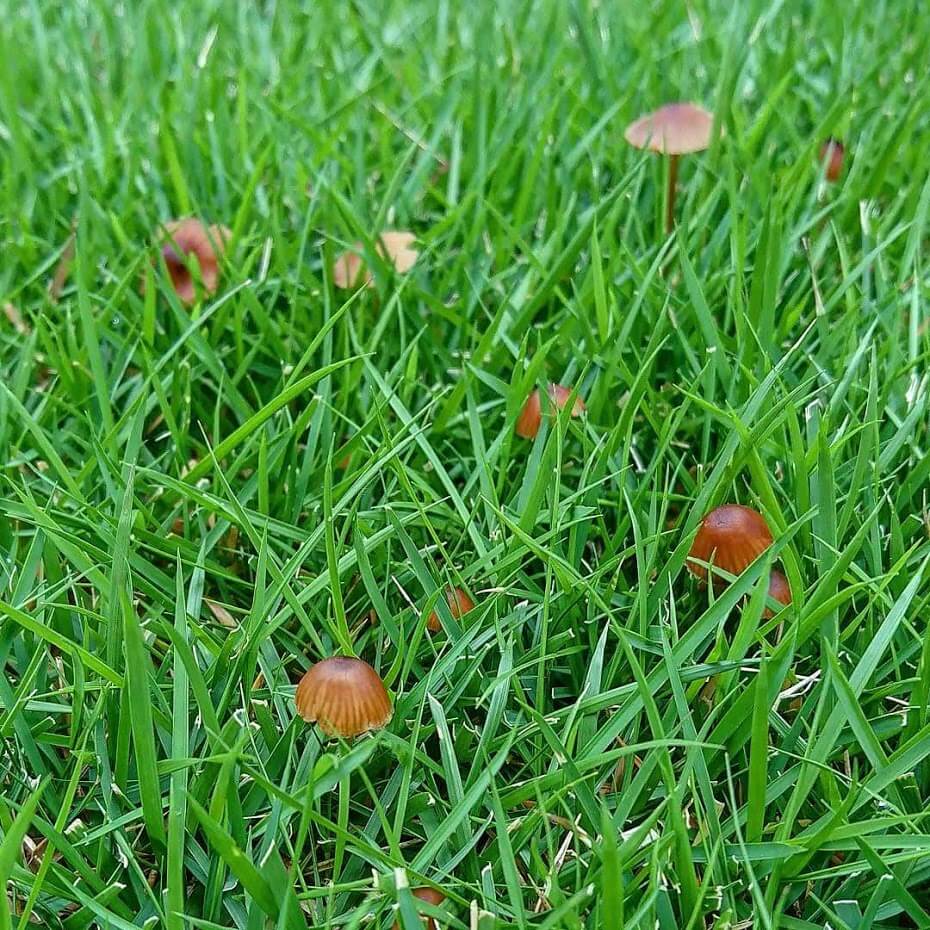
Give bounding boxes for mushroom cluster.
[687,504,791,617]
[623,102,844,231]
[234,95,842,928]
[151,223,420,304]
[293,582,483,737]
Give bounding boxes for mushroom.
[3,302,29,335]
[763,570,792,619]
[332,231,418,289]
[427,586,475,633]
[516,384,585,440]
[818,138,844,183]
[624,103,719,233]
[393,888,445,930]
[157,218,229,305]
[687,504,773,585]
[295,657,392,739]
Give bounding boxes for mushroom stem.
[665,154,679,234]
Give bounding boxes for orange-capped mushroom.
[157,218,229,305]
[427,586,475,633]
[763,570,792,619]
[295,657,392,738]
[393,888,445,930]
[687,504,773,585]
[819,138,844,183]
[515,384,585,440]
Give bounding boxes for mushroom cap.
[332,250,366,290]
[378,231,419,273]
[295,657,392,738]
[158,218,229,305]
[818,138,845,183]
[624,103,718,155]
[515,384,586,440]
[427,586,475,633]
[763,570,792,619]
[687,504,773,584]
[332,230,419,289]
[392,888,445,930]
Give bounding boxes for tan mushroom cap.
[332,230,419,289]
[624,103,718,156]
[295,656,392,738]
[158,218,230,305]
[687,504,773,584]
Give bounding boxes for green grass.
[2,0,930,926]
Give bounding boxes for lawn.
[2,0,930,927]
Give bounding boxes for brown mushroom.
[157,218,229,305]
[295,657,392,738]
[763,570,792,619]
[818,138,844,183]
[624,103,719,233]
[687,504,773,585]
[427,586,475,633]
[515,384,585,440]
[393,888,445,930]
[3,302,29,335]
[332,231,418,289]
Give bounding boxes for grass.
[2,0,930,926]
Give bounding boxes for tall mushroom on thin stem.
[294,656,392,888]
[624,103,719,234]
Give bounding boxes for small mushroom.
[818,138,844,183]
[687,504,773,585]
[763,570,792,619]
[393,888,445,930]
[427,586,475,633]
[157,218,229,305]
[624,103,719,233]
[516,384,585,440]
[295,656,392,739]
[332,231,418,289]
[3,302,29,335]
